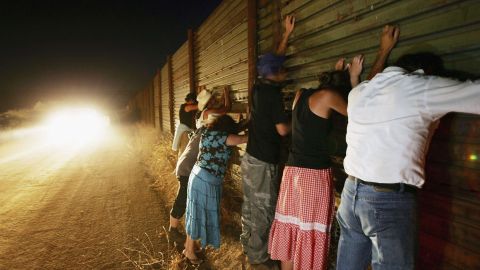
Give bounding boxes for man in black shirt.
[240,15,294,267]
[172,92,197,155]
[169,92,198,239]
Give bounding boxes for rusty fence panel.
[419,113,480,269]
[194,0,249,113]
[275,0,480,98]
[153,70,161,130]
[149,83,155,127]
[161,63,171,133]
[172,41,190,128]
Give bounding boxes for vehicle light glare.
[42,108,110,145]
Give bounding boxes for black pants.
[170,175,189,219]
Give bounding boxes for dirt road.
[0,126,168,269]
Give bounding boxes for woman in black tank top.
[268,56,364,270]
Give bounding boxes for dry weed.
[118,228,185,270]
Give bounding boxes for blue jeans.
[336,178,417,270]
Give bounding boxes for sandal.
[182,249,203,265]
[194,242,204,254]
[185,240,203,254]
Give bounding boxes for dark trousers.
[170,175,189,219]
[240,152,279,264]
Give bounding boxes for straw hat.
[197,89,213,111]
[205,113,221,124]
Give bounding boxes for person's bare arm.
[326,90,348,116]
[226,134,248,146]
[347,55,364,88]
[275,122,290,136]
[184,104,198,112]
[366,25,400,80]
[276,15,295,55]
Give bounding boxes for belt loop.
[399,183,405,193]
[351,177,358,214]
[348,175,360,193]
[350,176,359,188]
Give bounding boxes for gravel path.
[0,126,168,269]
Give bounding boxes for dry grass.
[116,125,183,269]
[118,229,183,270]
[131,125,244,269]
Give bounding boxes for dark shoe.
[193,242,204,254]
[168,227,184,243]
[182,249,203,265]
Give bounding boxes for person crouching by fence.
[168,87,231,241]
[182,114,247,265]
[172,92,198,157]
[268,55,363,270]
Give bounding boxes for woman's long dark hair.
[317,70,352,97]
[206,114,238,134]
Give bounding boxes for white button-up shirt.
[344,67,480,188]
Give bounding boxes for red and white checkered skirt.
[268,166,335,270]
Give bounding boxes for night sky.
[0,0,222,112]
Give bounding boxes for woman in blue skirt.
[183,114,247,264]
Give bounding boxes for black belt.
[348,176,417,193]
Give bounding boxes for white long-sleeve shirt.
[344,67,480,188]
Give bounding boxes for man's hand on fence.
[380,25,400,54]
[284,15,295,36]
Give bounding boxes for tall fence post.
[157,68,163,131]
[143,88,147,123]
[167,55,175,134]
[188,29,196,94]
[247,0,257,113]
[150,82,155,128]
[145,87,149,125]
[147,87,151,125]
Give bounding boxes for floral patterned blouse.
[195,129,232,179]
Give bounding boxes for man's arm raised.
[276,15,295,56]
[366,25,400,80]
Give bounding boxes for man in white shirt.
[336,29,480,269]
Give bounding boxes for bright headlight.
[42,108,110,145]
